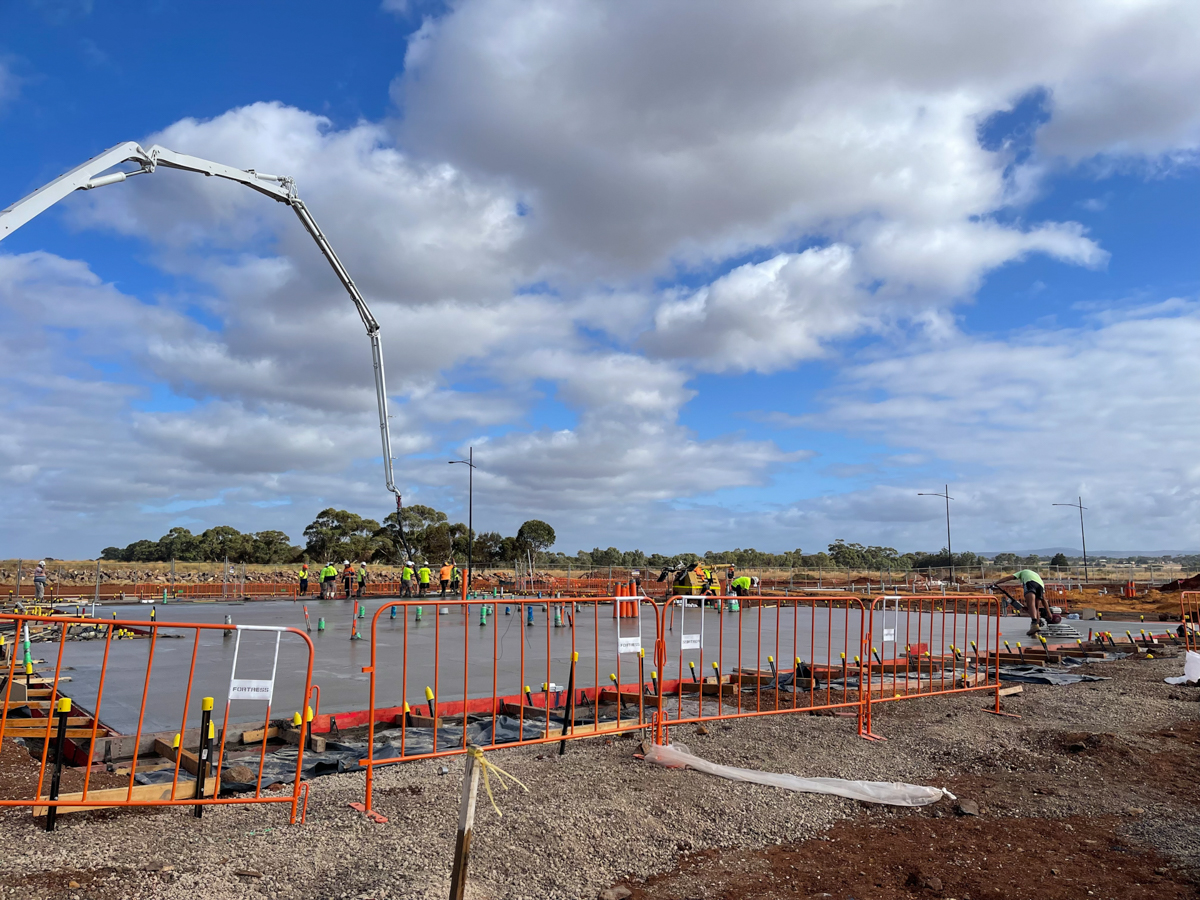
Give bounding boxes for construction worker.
[400,560,414,597]
[321,562,337,599]
[997,569,1050,635]
[32,561,47,601]
[730,574,752,597]
[342,561,355,599]
[417,562,432,596]
[439,561,453,600]
[356,565,368,598]
[450,563,461,597]
[298,563,309,596]
[726,564,736,584]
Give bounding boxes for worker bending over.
[997,569,1050,635]
[730,575,752,597]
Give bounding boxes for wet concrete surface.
[25,595,1148,735]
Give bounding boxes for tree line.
[102,513,1070,571]
[100,507,557,566]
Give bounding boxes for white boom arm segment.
[0,142,398,497]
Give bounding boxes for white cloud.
[794,304,1200,549]
[6,1,1200,555]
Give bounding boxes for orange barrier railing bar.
[0,613,315,824]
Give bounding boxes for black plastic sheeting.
[997,664,1111,685]
[136,714,618,794]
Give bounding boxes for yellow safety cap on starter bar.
[424,686,435,701]
[306,705,314,722]
[24,662,33,675]
[56,697,72,714]
[403,702,411,713]
[201,697,214,712]
[173,733,181,748]
[572,651,579,662]
[292,712,302,726]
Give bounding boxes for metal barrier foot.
[859,730,888,742]
[983,707,1022,719]
[348,801,388,824]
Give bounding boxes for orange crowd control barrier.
[655,594,869,736]
[355,594,888,816]
[1179,592,1200,651]
[0,613,315,826]
[861,595,1003,738]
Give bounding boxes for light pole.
[1053,496,1089,583]
[449,447,475,593]
[918,485,955,582]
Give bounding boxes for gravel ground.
[0,652,1195,900]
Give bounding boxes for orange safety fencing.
[862,595,1002,739]
[655,594,869,736]
[1180,592,1200,652]
[0,613,315,827]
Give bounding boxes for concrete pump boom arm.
[0,141,398,496]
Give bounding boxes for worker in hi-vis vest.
[730,575,752,597]
[401,561,414,597]
[298,564,309,596]
[417,563,432,596]
[321,563,337,599]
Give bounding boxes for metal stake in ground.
[194,696,213,817]
[558,651,577,755]
[448,746,483,900]
[45,697,72,832]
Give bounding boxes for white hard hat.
[39,560,45,566]
[343,560,349,565]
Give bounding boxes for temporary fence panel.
[656,595,868,736]
[359,597,666,812]
[1180,592,1200,652]
[862,594,1002,737]
[0,613,315,824]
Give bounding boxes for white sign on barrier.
[681,633,701,650]
[618,636,642,654]
[229,678,275,702]
[884,628,896,643]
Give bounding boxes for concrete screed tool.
[0,143,405,528]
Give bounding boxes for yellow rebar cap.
[56,697,72,713]
[202,697,214,712]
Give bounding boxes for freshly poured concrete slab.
[28,597,1156,735]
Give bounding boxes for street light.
[1053,496,1089,583]
[448,447,476,593]
[918,484,955,582]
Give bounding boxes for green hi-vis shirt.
[731,576,752,590]
[418,566,431,584]
[1014,569,1044,588]
[402,566,414,580]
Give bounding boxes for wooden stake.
[448,747,483,900]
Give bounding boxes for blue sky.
[2,0,1200,558]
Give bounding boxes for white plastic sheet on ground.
[645,742,954,807]
[1163,650,1200,685]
